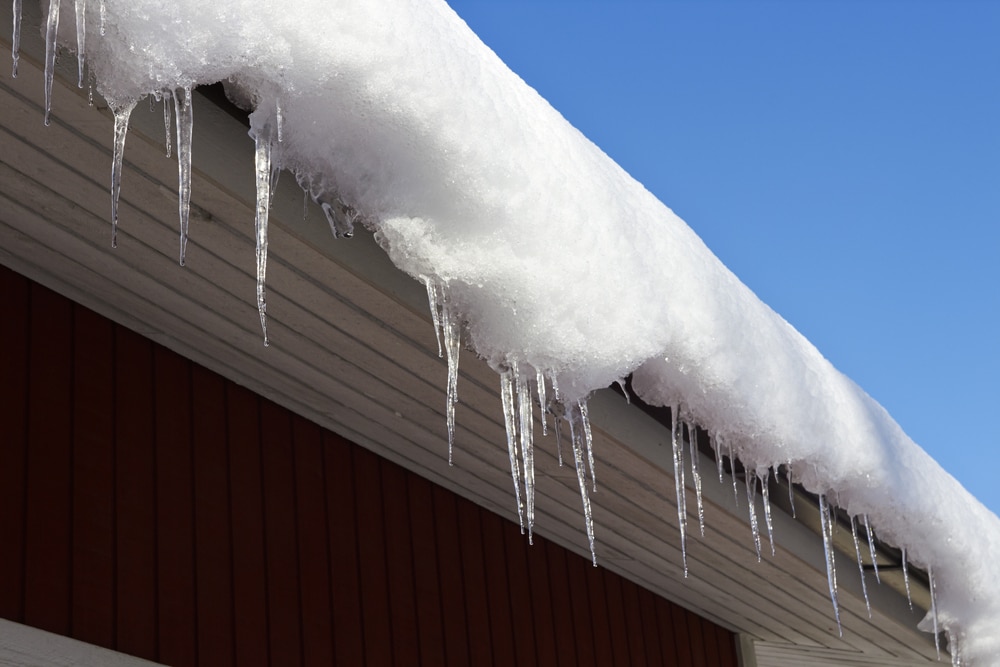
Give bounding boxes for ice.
[74,0,86,88]
[579,400,595,491]
[902,546,914,609]
[161,94,171,158]
[516,366,535,541]
[500,368,525,533]
[714,434,725,484]
[745,471,761,562]
[930,565,941,659]
[441,289,461,465]
[567,403,597,566]
[253,125,271,346]
[819,494,842,636]
[760,468,775,556]
[728,442,740,511]
[863,514,880,584]
[10,0,20,77]
[688,423,705,537]
[786,462,796,519]
[422,276,443,357]
[670,406,689,576]
[173,86,194,266]
[535,368,548,437]
[851,515,872,618]
[42,0,60,126]
[109,99,135,248]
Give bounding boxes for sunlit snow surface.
[20,0,1000,662]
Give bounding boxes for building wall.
[0,264,738,667]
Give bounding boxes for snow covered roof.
[6,0,1000,663]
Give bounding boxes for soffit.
[0,7,937,663]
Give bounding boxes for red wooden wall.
[0,263,738,666]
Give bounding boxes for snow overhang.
[0,4,946,665]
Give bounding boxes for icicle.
[863,514,880,583]
[109,100,136,248]
[99,0,106,34]
[275,98,284,143]
[550,373,563,466]
[43,0,62,126]
[422,276,443,357]
[929,565,941,660]
[516,366,535,542]
[500,368,525,532]
[714,434,725,484]
[578,400,596,491]
[88,80,93,105]
[536,369,548,437]
[441,294,461,466]
[818,494,842,636]
[760,469,775,556]
[162,93,172,158]
[901,546,913,609]
[850,516,872,618]
[173,87,194,266]
[728,442,740,510]
[786,461,796,518]
[568,404,597,566]
[74,0,86,88]
[615,379,630,404]
[670,406,688,577]
[688,423,705,537]
[745,472,761,562]
[11,0,21,77]
[302,189,309,220]
[253,126,272,346]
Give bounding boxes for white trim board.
[0,619,166,667]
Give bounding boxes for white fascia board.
[0,619,166,667]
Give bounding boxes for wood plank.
[260,399,304,666]
[619,578,649,667]
[152,346,198,667]
[292,415,336,667]
[0,266,29,622]
[352,446,393,666]
[544,539,579,667]
[481,510,517,667]
[23,283,73,635]
[565,548,598,667]
[115,327,158,658]
[601,569,634,667]
[523,534,558,667]
[71,305,116,649]
[502,515,537,667]
[191,366,235,667]
[322,431,365,665]
[584,558,616,667]
[226,384,269,667]
[408,473,447,666]
[455,500,495,666]
[380,459,420,666]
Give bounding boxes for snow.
[17,0,1000,662]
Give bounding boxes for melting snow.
[15,0,1000,662]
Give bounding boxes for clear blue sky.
[447,1,1000,515]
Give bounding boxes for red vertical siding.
[0,264,738,666]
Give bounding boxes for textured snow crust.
[35,0,1000,661]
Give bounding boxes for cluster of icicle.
[13,6,963,664]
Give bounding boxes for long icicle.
[11,0,21,77]
[74,0,86,88]
[746,471,761,562]
[422,276,442,357]
[729,441,740,510]
[162,93,172,158]
[253,125,272,346]
[441,290,461,465]
[760,469,775,556]
[43,0,61,125]
[863,514,880,583]
[786,461,796,518]
[901,546,913,609]
[670,405,688,577]
[579,400,596,491]
[569,404,597,566]
[500,368,525,533]
[715,433,725,484]
[550,373,563,466]
[688,423,705,537]
[929,565,941,660]
[818,494,842,636]
[850,515,872,617]
[516,366,535,542]
[173,86,194,266]
[536,368,548,437]
[110,100,137,248]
